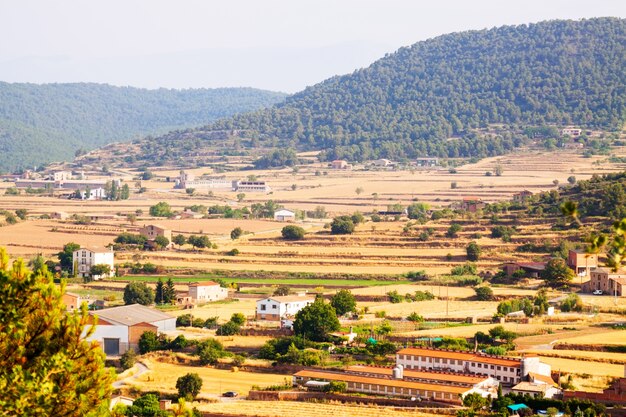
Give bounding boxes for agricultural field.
[127,355,288,398]
[195,401,442,417]
[2,148,626,278]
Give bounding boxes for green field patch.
[115,275,408,288]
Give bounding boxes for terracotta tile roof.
[528,372,558,387]
[294,370,470,395]
[345,365,489,384]
[397,347,521,367]
[188,281,220,287]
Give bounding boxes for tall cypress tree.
[155,278,164,304]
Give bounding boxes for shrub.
[466,242,481,261]
[216,321,240,336]
[330,216,355,235]
[475,286,494,301]
[120,348,137,370]
[446,223,462,238]
[138,331,160,354]
[230,227,243,240]
[281,225,306,240]
[386,290,403,303]
[406,270,428,281]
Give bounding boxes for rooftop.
[294,369,469,395]
[91,304,174,327]
[345,365,489,385]
[528,372,558,388]
[188,281,220,287]
[512,382,551,393]
[397,347,521,367]
[263,295,315,303]
[74,246,113,253]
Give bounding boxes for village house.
[72,246,115,279]
[139,224,173,246]
[511,372,561,399]
[512,190,533,203]
[52,170,73,181]
[255,295,315,321]
[61,292,84,311]
[84,304,176,356]
[188,281,229,303]
[567,249,598,276]
[395,347,551,386]
[415,157,439,167]
[561,127,582,137]
[274,209,296,222]
[330,160,352,170]
[459,197,486,213]
[586,268,626,296]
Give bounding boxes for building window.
[272,305,277,309]
[261,305,266,311]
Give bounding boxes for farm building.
[72,246,115,279]
[345,365,499,395]
[84,304,176,356]
[567,249,598,276]
[372,159,393,167]
[501,262,546,278]
[586,268,626,296]
[188,281,229,303]
[51,211,69,220]
[561,127,582,136]
[274,209,296,222]
[256,295,315,321]
[330,160,352,170]
[180,209,204,219]
[174,171,232,190]
[416,157,439,167]
[459,197,485,213]
[512,190,533,203]
[139,224,173,245]
[293,369,471,404]
[234,180,272,193]
[395,347,551,386]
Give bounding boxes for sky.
[0,0,624,93]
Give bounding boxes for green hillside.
[0,83,286,171]
[135,17,623,165]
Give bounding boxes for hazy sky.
[0,0,624,93]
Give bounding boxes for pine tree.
[0,250,114,415]
[164,278,176,304]
[155,278,164,304]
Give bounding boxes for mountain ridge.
[113,17,625,167]
[0,82,286,171]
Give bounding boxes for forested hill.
[203,17,623,161]
[0,83,286,172]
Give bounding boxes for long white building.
[396,347,551,386]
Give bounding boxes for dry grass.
[363,299,500,318]
[131,357,288,397]
[166,299,259,321]
[195,400,443,417]
[533,356,625,378]
[555,329,626,345]
[522,349,626,363]
[399,323,563,338]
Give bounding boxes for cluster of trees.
[155,278,176,304]
[0,82,285,172]
[496,289,549,316]
[387,290,435,303]
[330,212,364,235]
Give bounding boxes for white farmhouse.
[274,209,296,222]
[84,304,176,356]
[256,295,315,321]
[72,246,114,279]
[188,281,229,303]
